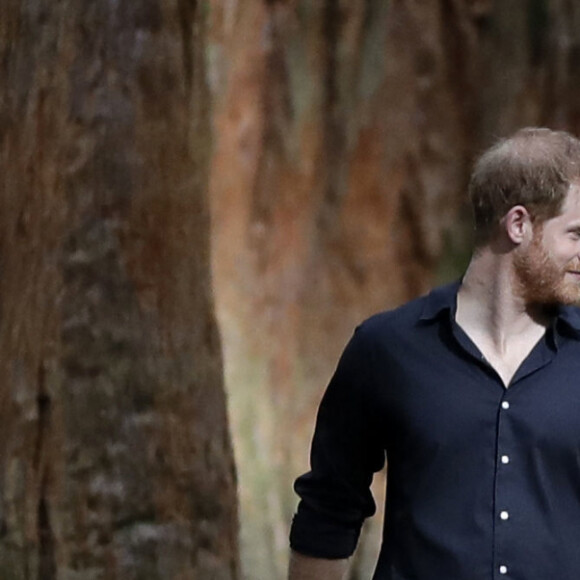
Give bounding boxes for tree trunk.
[0,1,238,579]
[208,0,580,578]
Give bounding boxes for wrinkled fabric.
[290,281,580,580]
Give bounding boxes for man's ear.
[502,205,532,245]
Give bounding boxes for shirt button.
[499,565,508,574]
[502,401,510,409]
[500,510,509,520]
[501,455,510,464]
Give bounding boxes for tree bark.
[0,1,238,579]
[208,0,580,578]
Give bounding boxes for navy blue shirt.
[290,281,580,579]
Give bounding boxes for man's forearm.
[288,550,350,580]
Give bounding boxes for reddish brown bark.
[0,1,238,578]
[209,1,580,577]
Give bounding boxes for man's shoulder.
[361,296,425,331]
[356,282,452,339]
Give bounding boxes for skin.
[289,183,580,576]
[288,551,350,580]
[456,182,580,386]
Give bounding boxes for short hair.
[468,127,580,245]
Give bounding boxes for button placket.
[495,397,512,578]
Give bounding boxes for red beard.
[514,231,580,306]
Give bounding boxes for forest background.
[1,1,580,579]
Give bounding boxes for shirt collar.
[419,280,580,340]
[556,304,580,339]
[419,280,462,322]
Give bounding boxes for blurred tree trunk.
[208,0,580,578]
[0,1,238,579]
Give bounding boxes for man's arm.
[289,325,385,570]
[288,550,349,580]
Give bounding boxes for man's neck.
[456,249,551,355]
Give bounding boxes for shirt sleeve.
[289,323,386,559]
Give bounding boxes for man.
[288,127,580,580]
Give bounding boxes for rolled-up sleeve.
[289,323,386,558]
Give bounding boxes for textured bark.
[208,1,580,578]
[0,1,238,579]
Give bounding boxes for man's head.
[469,127,580,247]
[512,183,580,306]
[468,127,580,306]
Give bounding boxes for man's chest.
[372,337,580,460]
